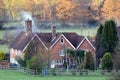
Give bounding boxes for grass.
[0,45,9,54]
[40,27,98,37]
[0,70,108,80]
[0,30,4,40]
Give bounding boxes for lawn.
[40,27,98,37]
[0,30,4,40]
[0,70,108,80]
[0,45,9,54]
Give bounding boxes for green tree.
[84,51,95,70]
[26,54,45,75]
[66,48,75,58]
[17,41,36,67]
[76,50,85,69]
[100,20,118,56]
[63,48,75,69]
[17,39,47,70]
[95,24,103,66]
[27,54,45,71]
[0,50,5,61]
[102,52,113,70]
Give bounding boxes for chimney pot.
[52,25,56,39]
[25,19,32,33]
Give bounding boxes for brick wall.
[78,39,96,58]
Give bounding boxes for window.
[55,60,64,65]
[59,50,65,56]
[60,38,64,44]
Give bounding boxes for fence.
[0,66,119,76]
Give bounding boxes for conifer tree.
[95,24,103,66]
[101,20,118,56]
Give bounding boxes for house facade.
[9,19,96,68]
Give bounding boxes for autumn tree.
[101,0,120,23]
[92,0,103,7]
[3,0,23,20]
[0,0,5,21]
[74,0,92,24]
[56,0,78,22]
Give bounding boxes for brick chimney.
[52,25,56,39]
[25,19,32,33]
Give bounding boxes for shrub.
[102,52,113,70]
[84,51,95,70]
[27,56,43,70]
[0,50,5,61]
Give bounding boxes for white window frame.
[59,50,65,56]
[55,59,64,65]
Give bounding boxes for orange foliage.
[101,0,120,21]
[56,0,77,21]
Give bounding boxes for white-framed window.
[55,59,64,65]
[60,38,64,44]
[59,50,65,56]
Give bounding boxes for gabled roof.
[37,33,52,47]
[10,31,95,51]
[62,32,84,48]
[76,37,96,50]
[9,31,34,50]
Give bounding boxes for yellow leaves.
[92,0,103,6]
[101,0,120,21]
[56,0,77,21]
[0,50,5,61]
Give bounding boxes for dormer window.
[60,38,64,44]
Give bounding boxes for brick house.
[9,19,96,68]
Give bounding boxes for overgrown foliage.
[76,50,85,69]
[0,50,5,61]
[27,55,44,71]
[84,51,95,70]
[96,20,118,60]
[17,40,47,71]
[102,52,113,70]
